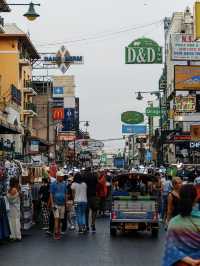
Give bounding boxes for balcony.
[23,102,37,117]
[19,54,31,66]
[24,81,37,96]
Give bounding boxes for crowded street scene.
[1,0,200,265]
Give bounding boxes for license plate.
[125,223,138,230]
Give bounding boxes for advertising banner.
[122,124,147,134]
[62,108,75,132]
[52,108,64,120]
[196,94,200,112]
[194,2,200,40]
[191,125,200,141]
[175,96,196,112]
[171,34,200,60]
[52,76,75,97]
[125,37,162,64]
[174,66,200,90]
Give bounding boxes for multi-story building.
[164,7,200,164]
[0,22,40,159]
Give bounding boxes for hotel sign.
[42,46,83,74]
[125,38,162,64]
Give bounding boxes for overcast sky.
[3,0,195,150]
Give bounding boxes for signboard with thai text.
[175,96,196,112]
[171,34,200,60]
[125,38,162,64]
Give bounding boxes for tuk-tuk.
[110,172,159,237]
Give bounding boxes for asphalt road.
[0,218,165,266]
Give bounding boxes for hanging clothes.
[0,196,10,240]
[21,185,33,230]
[7,191,21,240]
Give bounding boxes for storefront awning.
[0,120,22,134]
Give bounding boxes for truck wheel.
[110,228,117,236]
[151,228,159,238]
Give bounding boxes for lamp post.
[135,90,164,165]
[1,2,40,21]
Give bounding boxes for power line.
[35,19,162,48]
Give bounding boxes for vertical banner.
[74,97,79,133]
[62,108,75,132]
[194,1,200,40]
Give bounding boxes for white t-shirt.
[71,182,87,203]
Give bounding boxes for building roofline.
[0,28,40,59]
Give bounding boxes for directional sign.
[145,107,165,117]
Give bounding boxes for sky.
[3,0,196,151]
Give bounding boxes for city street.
[0,218,165,266]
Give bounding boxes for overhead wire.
[35,19,163,48]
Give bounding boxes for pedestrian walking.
[71,173,87,233]
[84,167,98,232]
[166,177,182,226]
[97,170,108,217]
[161,175,173,221]
[7,178,21,241]
[163,184,200,266]
[39,178,50,230]
[50,170,67,240]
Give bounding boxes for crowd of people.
[3,161,200,265]
[5,166,110,241]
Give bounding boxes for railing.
[24,80,33,88]
[24,102,37,113]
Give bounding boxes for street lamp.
[3,2,40,21]
[135,90,164,165]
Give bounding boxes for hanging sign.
[125,37,162,64]
[43,46,83,74]
[121,111,144,124]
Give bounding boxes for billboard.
[175,96,196,112]
[194,2,200,40]
[174,66,200,90]
[52,108,64,120]
[171,34,200,60]
[122,125,147,134]
[191,125,200,141]
[62,108,75,132]
[52,76,75,97]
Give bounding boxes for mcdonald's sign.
[52,108,64,120]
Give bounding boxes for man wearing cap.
[50,170,67,240]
